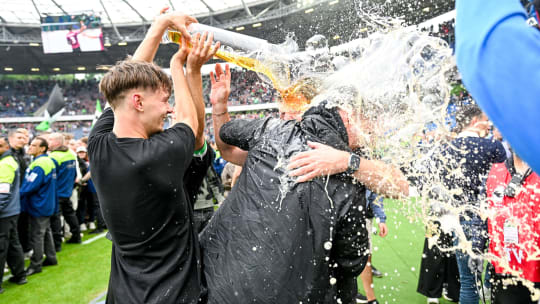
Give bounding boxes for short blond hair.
[99,60,172,109]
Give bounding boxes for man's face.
[139,88,173,136]
[0,139,9,155]
[27,139,44,157]
[343,110,378,149]
[8,133,26,150]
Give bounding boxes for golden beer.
[167,30,311,111]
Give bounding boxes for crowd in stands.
[0,79,102,117]
[422,19,456,49]
[0,70,279,119]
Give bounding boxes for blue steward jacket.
[20,154,57,217]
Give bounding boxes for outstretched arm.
[132,8,197,63]
[170,39,198,136]
[210,64,249,166]
[186,32,220,149]
[287,141,409,199]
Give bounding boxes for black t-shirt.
[88,108,205,304]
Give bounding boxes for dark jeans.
[417,223,460,300]
[455,219,488,304]
[193,207,214,234]
[29,216,56,269]
[0,215,26,283]
[51,197,80,247]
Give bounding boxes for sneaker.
[427,298,439,304]
[23,250,33,259]
[80,223,88,232]
[0,286,4,294]
[356,293,368,304]
[442,288,457,302]
[8,276,28,285]
[371,266,383,278]
[367,300,379,304]
[89,222,96,230]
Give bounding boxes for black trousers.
[29,216,56,269]
[92,192,106,230]
[17,211,31,252]
[0,215,26,283]
[51,197,81,248]
[76,188,92,224]
[417,223,460,300]
[492,273,540,304]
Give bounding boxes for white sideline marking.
[82,232,107,245]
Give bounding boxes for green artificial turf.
[1,232,111,304]
[364,200,457,304]
[1,199,472,304]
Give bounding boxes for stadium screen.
[41,14,104,54]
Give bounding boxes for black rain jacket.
[200,103,369,304]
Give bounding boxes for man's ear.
[131,93,144,112]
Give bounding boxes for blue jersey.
[456,0,540,173]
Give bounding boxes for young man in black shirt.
[88,12,219,304]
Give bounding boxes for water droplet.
[324,241,332,250]
[329,277,337,285]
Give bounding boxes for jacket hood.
[301,101,350,151]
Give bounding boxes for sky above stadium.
[1,0,274,24]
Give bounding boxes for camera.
[504,173,524,198]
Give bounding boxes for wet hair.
[454,102,483,133]
[99,59,172,109]
[33,136,49,153]
[295,77,323,101]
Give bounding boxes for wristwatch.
[345,153,361,175]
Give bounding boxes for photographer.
[485,151,540,303]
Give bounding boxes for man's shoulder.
[30,156,55,175]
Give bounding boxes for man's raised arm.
[209,64,249,166]
[170,39,198,136]
[186,32,220,149]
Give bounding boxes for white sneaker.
[80,223,88,231]
[89,222,96,230]
[427,298,439,304]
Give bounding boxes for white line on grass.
[88,290,107,304]
[82,232,107,245]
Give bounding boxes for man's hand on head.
[287,141,350,183]
[187,32,220,72]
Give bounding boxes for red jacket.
[486,163,540,282]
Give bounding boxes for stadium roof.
[1,0,275,25]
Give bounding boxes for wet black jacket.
[200,104,369,304]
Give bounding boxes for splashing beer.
[165,30,313,111]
